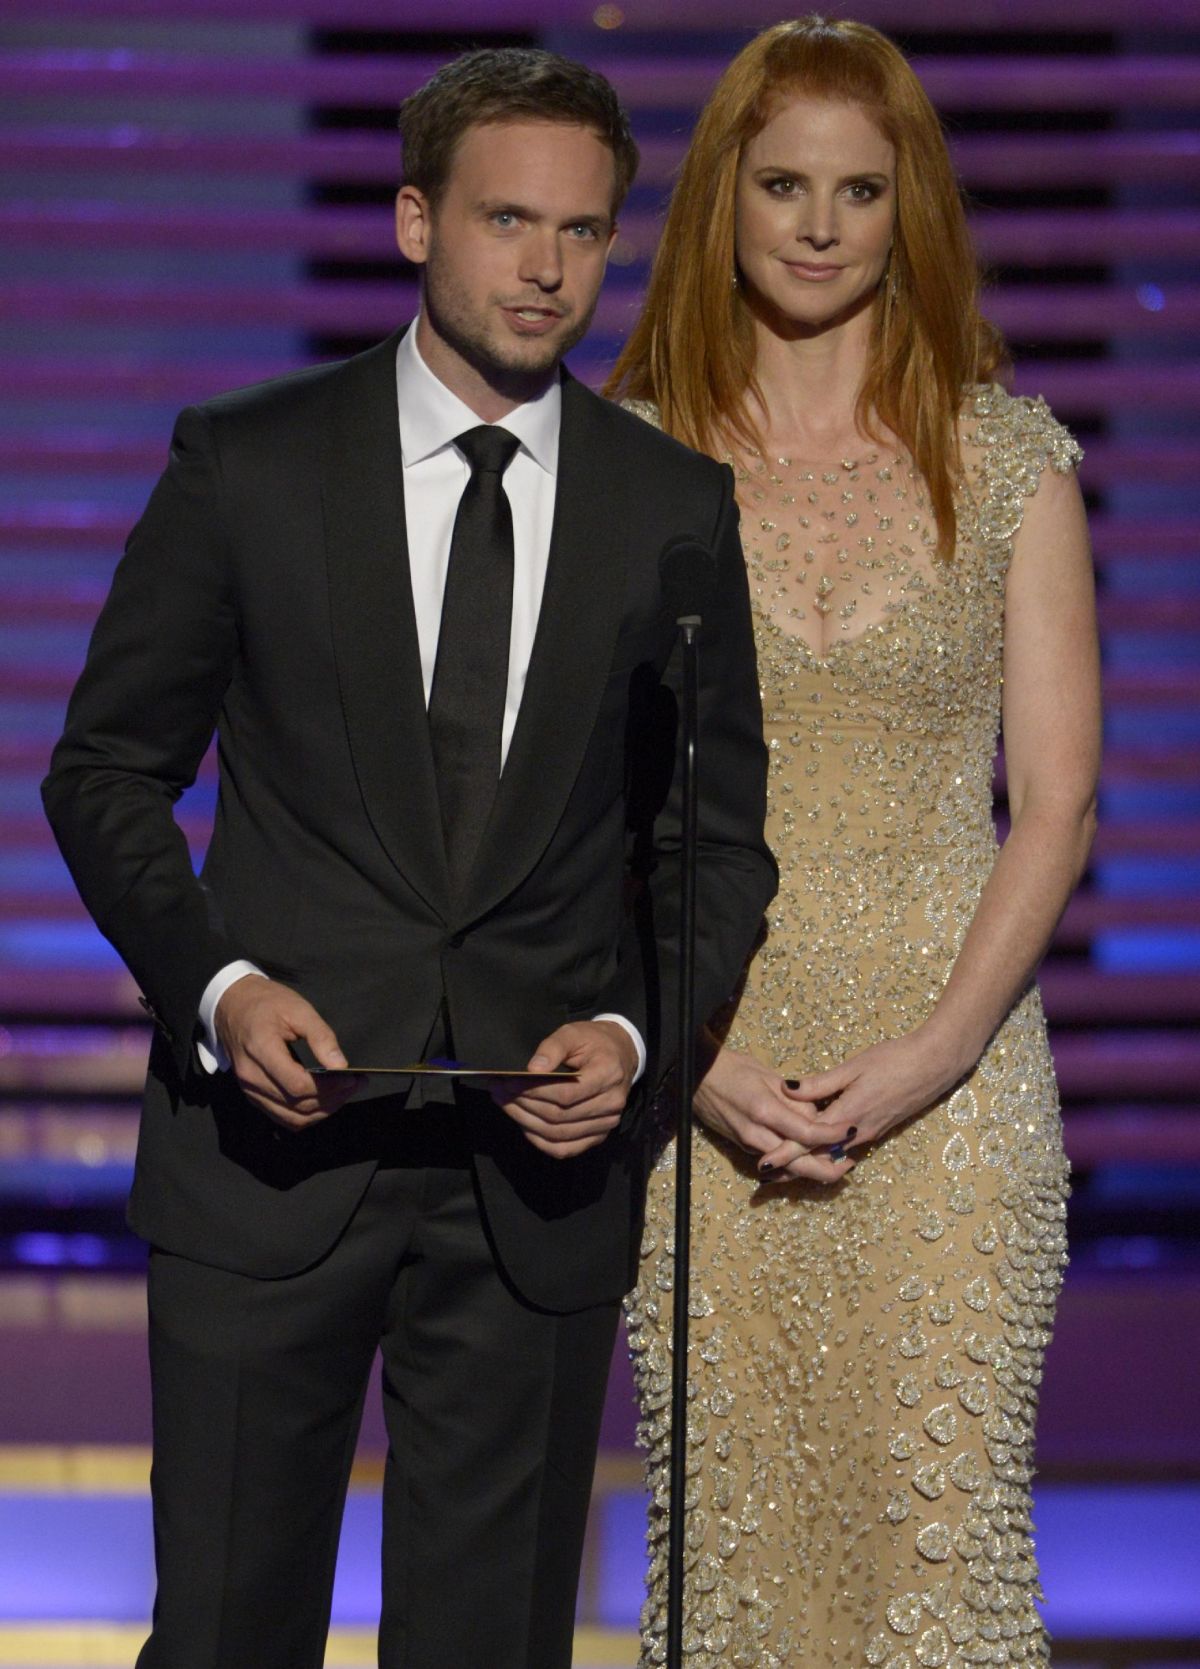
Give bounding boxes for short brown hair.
[399,48,639,215]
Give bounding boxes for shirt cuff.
[196,960,267,1074]
[592,1013,646,1084]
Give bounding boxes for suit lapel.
[322,328,451,920]
[463,373,632,924]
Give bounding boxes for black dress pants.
[134,1106,620,1669]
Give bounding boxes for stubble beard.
[422,246,599,393]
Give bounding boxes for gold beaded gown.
[624,387,1082,1668]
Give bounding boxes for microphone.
[657,532,715,1669]
[658,535,717,628]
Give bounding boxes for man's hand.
[215,974,364,1130]
[489,1020,637,1158]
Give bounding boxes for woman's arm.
[763,460,1101,1175]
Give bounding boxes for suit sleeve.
[41,405,242,1078]
[600,463,777,1109]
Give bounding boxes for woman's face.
[734,95,897,334]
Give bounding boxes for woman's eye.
[767,177,799,196]
[846,182,880,202]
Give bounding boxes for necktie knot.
[456,425,520,478]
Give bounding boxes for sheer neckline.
[731,445,945,660]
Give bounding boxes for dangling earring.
[883,246,899,302]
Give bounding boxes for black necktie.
[428,424,521,896]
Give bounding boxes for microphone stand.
[666,612,700,1669]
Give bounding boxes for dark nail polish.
[784,1079,800,1090]
[758,1160,778,1176]
[845,1126,858,1140]
[828,1144,845,1161]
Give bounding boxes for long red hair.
[606,15,1007,558]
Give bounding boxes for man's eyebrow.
[476,197,535,217]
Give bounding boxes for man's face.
[397,119,618,408]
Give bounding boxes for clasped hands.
[694,1027,964,1185]
[214,974,636,1157]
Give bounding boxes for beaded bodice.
[740,444,941,659]
[740,383,1080,761]
[733,386,1079,1064]
[630,384,1080,992]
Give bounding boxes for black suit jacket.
[42,328,775,1310]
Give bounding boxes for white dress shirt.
[398,320,558,762]
[197,325,644,1080]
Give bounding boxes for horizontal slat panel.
[1013,362,1200,413]
[0,276,411,331]
[952,132,1200,189]
[0,277,424,334]
[1061,1108,1200,1166]
[973,209,1200,265]
[1101,669,1200,703]
[0,814,211,847]
[1088,519,1198,559]
[2,51,1199,112]
[14,0,1200,27]
[988,286,1200,339]
[4,279,1199,339]
[5,203,1198,269]
[6,128,1197,192]
[0,970,141,1018]
[1077,444,1199,487]
[1090,819,1200,856]
[1096,600,1200,634]
[1040,971,1200,1023]
[0,357,302,402]
[1052,1033,1200,1098]
[1057,896,1200,944]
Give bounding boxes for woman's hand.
[693,1039,855,1185]
[760,1025,968,1180]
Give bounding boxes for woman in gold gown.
[608,17,1101,1667]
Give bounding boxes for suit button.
[448,932,465,949]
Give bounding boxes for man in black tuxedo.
[43,48,774,1669]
